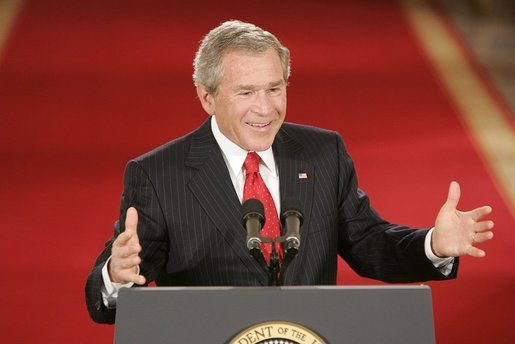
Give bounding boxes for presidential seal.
[229,320,326,344]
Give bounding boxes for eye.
[239,90,253,96]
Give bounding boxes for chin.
[247,141,273,152]
[241,132,277,151]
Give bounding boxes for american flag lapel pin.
[298,172,308,179]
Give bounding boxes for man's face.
[198,48,287,151]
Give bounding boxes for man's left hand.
[432,181,494,258]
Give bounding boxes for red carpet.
[0,0,513,343]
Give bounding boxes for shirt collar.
[210,116,277,177]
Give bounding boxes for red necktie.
[243,152,282,262]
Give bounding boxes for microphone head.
[280,198,304,225]
[241,198,265,227]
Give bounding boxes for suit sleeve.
[85,160,168,324]
[334,134,458,282]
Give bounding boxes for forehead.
[220,49,284,86]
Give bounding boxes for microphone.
[280,199,304,252]
[241,198,265,251]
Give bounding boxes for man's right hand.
[108,207,146,285]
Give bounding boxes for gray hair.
[193,20,291,94]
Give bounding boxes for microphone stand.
[268,240,280,286]
[249,247,268,274]
[249,236,298,286]
[279,247,297,286]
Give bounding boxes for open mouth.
[246,121,271,128]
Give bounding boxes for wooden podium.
[115,285,435,343]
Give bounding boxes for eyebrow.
[268,80,285,87]
[235,80,285,90]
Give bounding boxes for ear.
[196,84,216,115]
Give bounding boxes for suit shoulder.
[281,122,340,139]
[132,133,191,164]
[280,122,346,154]
[130,119,211,166]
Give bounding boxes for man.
[85,20,494,324]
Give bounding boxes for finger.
[113,255,142,270]
[113,231,141,249]
[467,246,486,258]
[444,181,461,209]
[112,243,142,259]
[117,270,146,285]
[468,206,493,221]
[474,220,494,233]
[133,274,146,285]
[112,231,134,248]
[125,207,139,244]
[473,231,494,243]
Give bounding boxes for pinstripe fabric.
[86,118,458,323]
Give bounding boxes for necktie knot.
[244,152,261,175]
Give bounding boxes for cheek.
[228,102,252,120]
[273,96,287,114]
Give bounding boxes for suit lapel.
[185,119,268,285]
[273,125,315,285]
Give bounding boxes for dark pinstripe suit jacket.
[85,118,457,323]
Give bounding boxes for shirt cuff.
[101,257,136,308]
[424,228,454,275]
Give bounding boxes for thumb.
[125,207,139,241]
[444,181,461,210]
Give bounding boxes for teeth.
[248,122,270,127]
